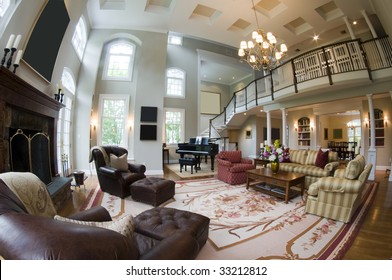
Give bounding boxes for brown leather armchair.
[91,146,146,198]
[0,172,209,260]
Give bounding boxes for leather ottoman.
[134,207,210,249]
[131,177,175,206]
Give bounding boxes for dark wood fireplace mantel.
[0,66,64,175]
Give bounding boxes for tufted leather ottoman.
[134,207,210,249]
[131,177,175,206]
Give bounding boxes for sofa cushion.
[315,149,329,168]
[54,214,135,239]
[293,165,329,177]
[305,150,318,165]
[289,150,307,165]
[110,153,129,171]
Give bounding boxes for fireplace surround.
[0,67,71,210]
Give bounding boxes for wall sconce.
[90,119,97,130]
[310,122,314,131]
[385,116,388,127]
[364,117,369,128]
[294,124,298,131]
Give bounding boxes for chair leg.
[190,165,193,174]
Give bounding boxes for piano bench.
[179,157,198,174]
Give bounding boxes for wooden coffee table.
[246,168,305,203]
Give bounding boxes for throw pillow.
[110,153,128,171]
[54,214,134,239]
[315,149,329,168]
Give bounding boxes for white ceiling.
[86,0,375,84]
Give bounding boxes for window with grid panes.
[164,108,185,144]
[166,68,185,98]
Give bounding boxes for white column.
[266,111,271,145]
[361,10,378,38]
[367,94,377,180]
[343,16,356,39]
[315,115,321,150]
[281,108,287,147]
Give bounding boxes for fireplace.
[0,67,71,211]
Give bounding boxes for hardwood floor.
[60,168,392,260]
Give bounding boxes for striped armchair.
[216,150,255,185]
[305,155,372,223]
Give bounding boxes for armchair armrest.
[313,177,362,194]
[216,159,233,167]
[99,166,121,178]
[241,158,253,164]
[324,161,339,173]
[140,231,199,260]
[68,206,112,222]
[128,163,146,174]
[0,212,138,260]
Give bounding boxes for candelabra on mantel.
[1,34,23,74]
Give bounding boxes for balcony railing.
[210,36,392,137]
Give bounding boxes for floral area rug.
[80,178,378,260]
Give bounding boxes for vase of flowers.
[262,140,289,174]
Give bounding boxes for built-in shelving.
[297,117,311,146]
[369,109,385,147]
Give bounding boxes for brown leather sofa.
[0,173,210,260]
[90,146,146,198]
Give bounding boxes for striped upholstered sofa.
[305,154,372,223]
[279,149,340,188]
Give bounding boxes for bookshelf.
[369,109,384,146]
[297,117,311,146]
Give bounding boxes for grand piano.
[176,137,219,171]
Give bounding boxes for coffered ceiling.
[86,0,375,84]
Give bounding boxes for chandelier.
[238,0,288,71]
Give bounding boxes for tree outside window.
[98,95,129,147]
[164,108,184,144]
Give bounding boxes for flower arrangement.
[262,140,290,163]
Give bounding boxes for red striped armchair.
[216,150,255,185]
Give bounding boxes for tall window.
[164,108,185,144]
[72,16,87,60]
[0,0,10,17]
[103,40,135,81]
[166,68,185,98]
[57,68,75,176]
[98,95,129,147]
[347,119,361,144]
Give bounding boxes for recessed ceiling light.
[353,20,357,25]
[313,35,319,41]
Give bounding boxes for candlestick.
[12,64,19,74]
[6,47,16,69]
[1,48,10,67]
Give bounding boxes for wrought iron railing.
[209,36,392,137]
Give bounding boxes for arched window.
[72,16,87,60]
[166,68,186,98]
[61,68,75,94]
[103,40,135,81]
[57,68,75,176]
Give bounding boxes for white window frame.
[102,40,135,81]
[57,68,75,176]
[72,16,87,61]
[164,107,185,145]
[165,68,186,98]
[97,94,130,148]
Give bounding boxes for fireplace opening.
[10,129,52,185]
